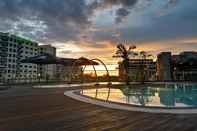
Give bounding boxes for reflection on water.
[80,84,197,108]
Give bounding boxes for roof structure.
[20,54,99,66]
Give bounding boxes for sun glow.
[83,65,119,76]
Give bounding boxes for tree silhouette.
[113,43,137,85]
[114,43,153,84]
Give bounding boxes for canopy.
[76,57,99,66]
[20,54,99,66]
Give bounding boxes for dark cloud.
[92,0,138,7]
[0,0,196,53]
[88,0,138,24]
[116,8,130,23]
[88,0,197,44]
[0,0,90,43]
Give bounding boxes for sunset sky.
[0,0,197,66]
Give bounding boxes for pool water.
[80,84,197,108]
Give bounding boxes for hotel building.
[157,51,197,81]
[0,32,84,83]
[119,59,156,81]
[0,32,38,82]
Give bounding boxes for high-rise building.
[156,52,172,81]
[0,32,38,82]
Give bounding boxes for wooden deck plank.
[0,87,197,131]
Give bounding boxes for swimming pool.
[64,83,197,114]
[80,84,197,108]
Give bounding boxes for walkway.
[0,86,197,131]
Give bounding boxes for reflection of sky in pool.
[80,84,197,108]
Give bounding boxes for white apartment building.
[0,32,38,82]
[0,32,82,83]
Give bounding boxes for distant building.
[39,44,82,81]
[56,65,82,81]
[119,59,156,81]
[172,52,197,81]
[157,51,197,81]
[39,45,57,80]
[0,32,38,82]
[157,52,172,81]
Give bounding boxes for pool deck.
[0,86,197,131]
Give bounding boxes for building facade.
[156,52,172,81]
[119,59,156,82]
[56,65,82,82]
[0,32,38,82]
[38,45,82,81]
[39,45,57,81]
[172,52,197,81]
[0,32,83,83]
[157,51,197,81]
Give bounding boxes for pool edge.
[64,89,197,114]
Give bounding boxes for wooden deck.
[0,86,197,131]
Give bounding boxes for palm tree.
[113,43,137,85]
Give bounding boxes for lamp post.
[38,73,41,83]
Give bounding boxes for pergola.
[20,54,98,66]
[20,54,99,81]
